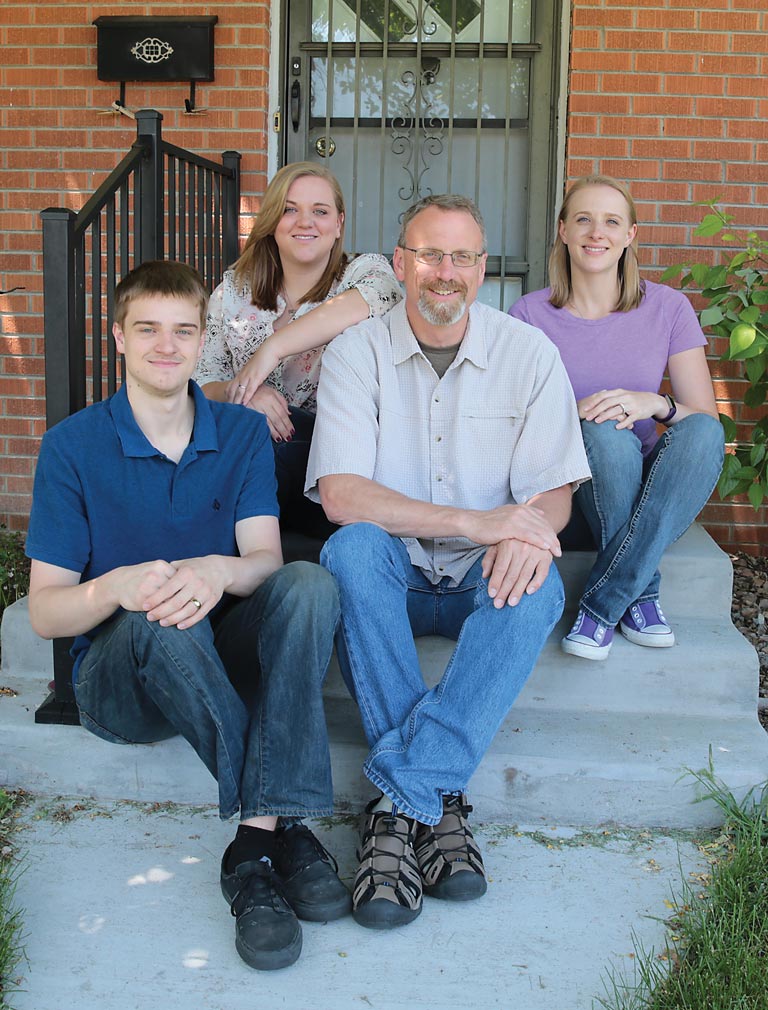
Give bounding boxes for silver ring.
[190,598,202,610]
[237,383,246,389]
[618,402,627,414]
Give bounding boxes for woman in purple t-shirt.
[510,175,723,661]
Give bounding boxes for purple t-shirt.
[508,280,707,455]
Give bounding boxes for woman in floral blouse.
[197,162,402,534]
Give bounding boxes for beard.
[417,279,468,326]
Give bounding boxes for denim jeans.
[320,523,564,825]
[575,413,724,627]
[74,561,340,821]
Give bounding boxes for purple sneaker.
[619,600,675,648]
[561,609,615,661]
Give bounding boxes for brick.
[668,32,730,54]
[571,29,601,50]
[572,51,633,72]
[727,77,766,98]
[699,54,760,76]
[693,140,754,161]
[573,8,634,27]
[701,11,760,33]
[631,138,691,158]
[635,53,696,74]
[697,97,758,119]
[636,9,697,30]
[601,73,663,94]
[569,94,632,115]
[733,33,768,54]
[633,95,694,116]
[600,158,660,180]
[631,181,691,202]
[726,163,768,184]
[663,118,725,138]
[568,137,629,158]
[605,30,665,51]
[601,116,661,137]
[570,72,601,92]
[664,75,725,96]
[726,120,768,141]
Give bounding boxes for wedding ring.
[618,402,627,414]
[237,383,246,389]
[190,598,202,610]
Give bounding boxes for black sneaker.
[352,799,422,930]
[415,793,487,901]
[220,843,302,970]
[273,823,352,922]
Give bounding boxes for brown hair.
[114,260,208,328]
[233,162,348,312]
[548,175,643,312]
[397,193,487,252]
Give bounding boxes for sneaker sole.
[284,889,352,922]
[424,873,488,901]
[561,637,612,661]
[235,929,302,971]
[619,624,675,648]
[352,900,422,930]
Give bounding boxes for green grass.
[0,789,25,1010]
[596,762,768,1010]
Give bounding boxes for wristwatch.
[655,392,677,425]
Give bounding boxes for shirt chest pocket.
[450,405,524,501]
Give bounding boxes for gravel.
[730,552,768,727]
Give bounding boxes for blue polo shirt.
[26,381,278,669]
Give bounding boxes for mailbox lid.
[93,15,218,83]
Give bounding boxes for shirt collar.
[390,300,488,370]
[109,380,219,458]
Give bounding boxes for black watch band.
[656,392,677,425]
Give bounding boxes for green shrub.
[662,205,768,509]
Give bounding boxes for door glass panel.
[311,57,530,122]
[312,0,531,44]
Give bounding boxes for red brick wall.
[567,0,768,554]
[0,1,273,531]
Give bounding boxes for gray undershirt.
[417,339,462,379]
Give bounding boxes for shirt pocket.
[454,404,524,504]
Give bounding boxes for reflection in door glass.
[312,0,531,44]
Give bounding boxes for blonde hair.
[548,175,643,312]
[114,260,208,328]
[233,163,348,311]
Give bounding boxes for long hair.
[548,175,643,312]
[233,162,348,311]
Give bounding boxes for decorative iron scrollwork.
[391,66,444,204]
[400,0,438,38]
[131,38,174,64]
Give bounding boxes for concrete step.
[2,525,767,828]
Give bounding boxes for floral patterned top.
[196,253,403,412]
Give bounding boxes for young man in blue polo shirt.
[25,260,348,970]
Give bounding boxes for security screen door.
[282,0,560,307]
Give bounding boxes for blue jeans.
[320,523,564,825]
[74,561,340,821]
[575,413,724,627]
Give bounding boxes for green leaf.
[695,213,726,238]
[661,264,683,281]
[729,251,749,269]
[701,305,725,328]
[691,263,712,287]
[720,413,738,442]
[753,289,768,306]
[745,354,766,385]
[735,465,759,480]
[748,483,765,510]
[740,305,761,325]
[744,384,766,407]
[750,442,766,466]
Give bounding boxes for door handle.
[291,80,301,133]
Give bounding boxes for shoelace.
[230,860,289,917]
[364,813,415,887]
[280,824,339,874]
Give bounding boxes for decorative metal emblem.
[391,67,444,203]
[131,37,174,65]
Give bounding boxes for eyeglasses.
[400,246,485,268]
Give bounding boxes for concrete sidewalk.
[8,795,709,1010]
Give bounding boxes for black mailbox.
[93,15,218,83]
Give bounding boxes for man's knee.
[321,522,394,573]
[262,560,340,622]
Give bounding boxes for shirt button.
[438,566,444,572]
[436,476,442,482]
[434,396,440,402]
[436,435,442,442]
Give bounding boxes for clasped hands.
[471,503,560,610]
[578,388,668,430]
[112,556,227,630]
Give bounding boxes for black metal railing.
[36,109,241,725]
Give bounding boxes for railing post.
[136,109,165,262]
[40,207,83,428]
[222,150,242,269]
